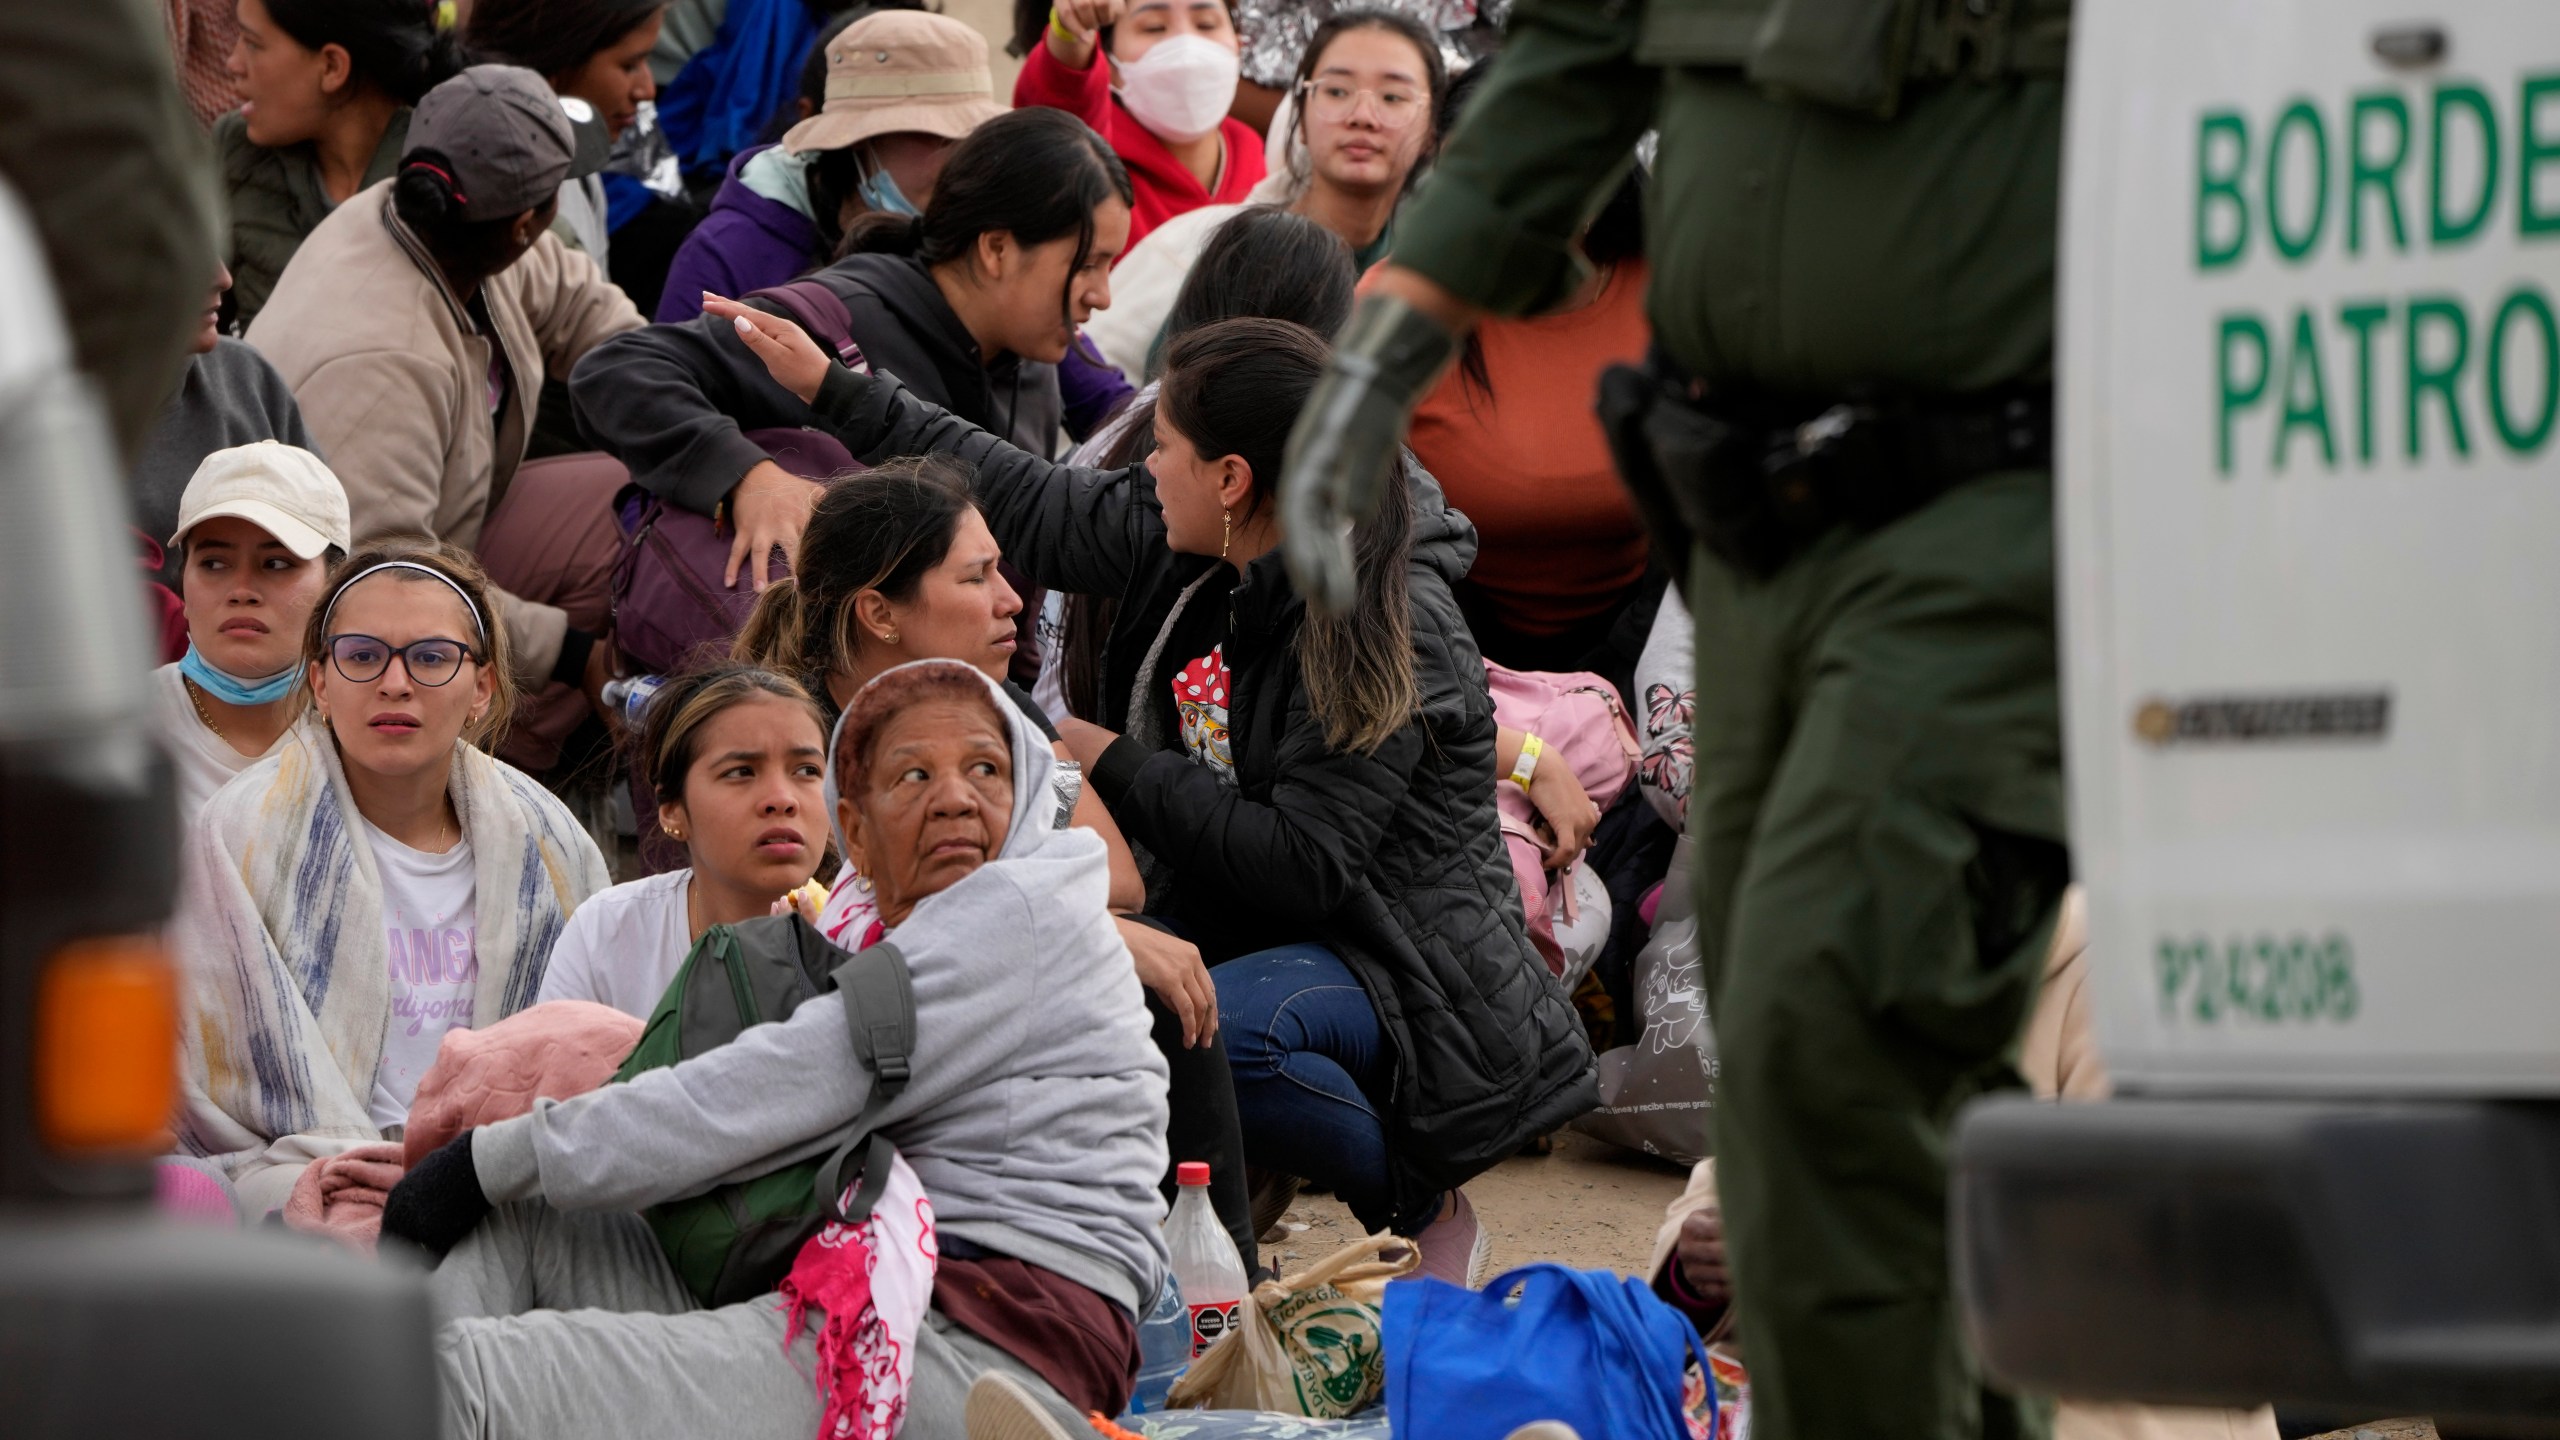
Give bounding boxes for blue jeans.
[1213,944,1405,1233]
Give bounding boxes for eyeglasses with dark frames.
[325,634,481,688]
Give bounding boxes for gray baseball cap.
[406,65,610,222]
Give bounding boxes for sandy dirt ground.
[1261,1127,1693,1279]
[1262,1133,2440,1440]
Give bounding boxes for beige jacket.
[1649,888,2278,1440]
[247,181,642,683]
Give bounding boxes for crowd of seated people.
[135,4,1714,1433]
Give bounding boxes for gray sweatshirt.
[472,665,1172,1312]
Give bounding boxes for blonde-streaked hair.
[640,662,826,804]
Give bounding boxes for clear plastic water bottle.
[598,673,666,729]
[1126,1274,1190,1413]
[1164,1161,1249,1360]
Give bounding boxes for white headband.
[322,560,489,649]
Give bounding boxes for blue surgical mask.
[858,150,920,218]
[179,642,301,707]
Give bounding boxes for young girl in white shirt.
[537,664,831,1017]
[177,538,610,1214]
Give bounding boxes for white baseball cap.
[170,441,353,560]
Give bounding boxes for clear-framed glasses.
[1298,79,1426,130]
[327,634,480,688]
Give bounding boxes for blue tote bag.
[1383,1264,1712,1440]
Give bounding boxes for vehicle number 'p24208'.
[2155,933,2358,1024]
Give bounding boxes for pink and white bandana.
[780,1153,938,1440]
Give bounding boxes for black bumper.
[1954,1095,2560,1429]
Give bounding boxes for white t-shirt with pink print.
[361,819,477,1133]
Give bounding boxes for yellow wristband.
[1507,732,1544,790]
[1048,9,1083,45]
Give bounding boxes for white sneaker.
[1413,1187,1493,1289]
[964,1372,1077,1440]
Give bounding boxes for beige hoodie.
[247,180,642,683]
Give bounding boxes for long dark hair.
[462,0,663,79]
[844,107,1130,315]
[1060,216,1357,712]
[1159,318,1416,753]
[1148,207,1356,378]
[733,457,979,703]
[1287,8,1448,193]
[262,0,464,105]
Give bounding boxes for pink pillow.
[402,1000,646,1169]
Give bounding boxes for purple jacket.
[656,145,820,323]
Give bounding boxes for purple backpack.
[609,280,867,675]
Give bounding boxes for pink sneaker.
[1412,1188,1491,1289]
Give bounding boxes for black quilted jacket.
[806,366,1597,1220]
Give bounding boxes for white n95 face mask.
[1115,34,1241,146]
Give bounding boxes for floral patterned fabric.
[778,1153,939,1440]
[1228,0,1509,90]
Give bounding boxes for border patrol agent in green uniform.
[1281,3,2073,1436]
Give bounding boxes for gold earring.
[1221,507,1232,560]
[883,628,900,645]
[666,824,684,841]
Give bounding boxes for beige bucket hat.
[782,11,1009,156]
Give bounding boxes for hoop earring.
[1221,507,1232,560]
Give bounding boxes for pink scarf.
[780,1152,938,1440]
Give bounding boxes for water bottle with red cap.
[1164,1161,1249,1360]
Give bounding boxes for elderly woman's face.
[839,696,1014,926]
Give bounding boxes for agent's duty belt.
[1598,351,2052,581]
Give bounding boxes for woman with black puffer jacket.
[710,299,1597,1288]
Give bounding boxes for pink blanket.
[402,1000,645,1168]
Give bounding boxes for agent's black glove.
[380,1132,490,1262]
[1279,294,1459,615]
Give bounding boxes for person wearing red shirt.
[1016,0,1265,250]
[1404,170,1657,685]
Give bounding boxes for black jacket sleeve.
[808,364,1155,599]
[569,309,819,515]
[567,293,956,517]
[1089,687,1428,926]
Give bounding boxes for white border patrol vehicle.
[1956,3,2560,1428]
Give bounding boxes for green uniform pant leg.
[1695,469,2068,1440]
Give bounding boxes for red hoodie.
[1013,40,1265,253]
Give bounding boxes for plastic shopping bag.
[1571,834,1715,1163]
[1167,1233,1416,1417]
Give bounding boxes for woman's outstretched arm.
[709,296,1157,599]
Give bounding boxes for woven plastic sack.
[1571,834,1714,1163]
[1167,1233,1416,1417]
